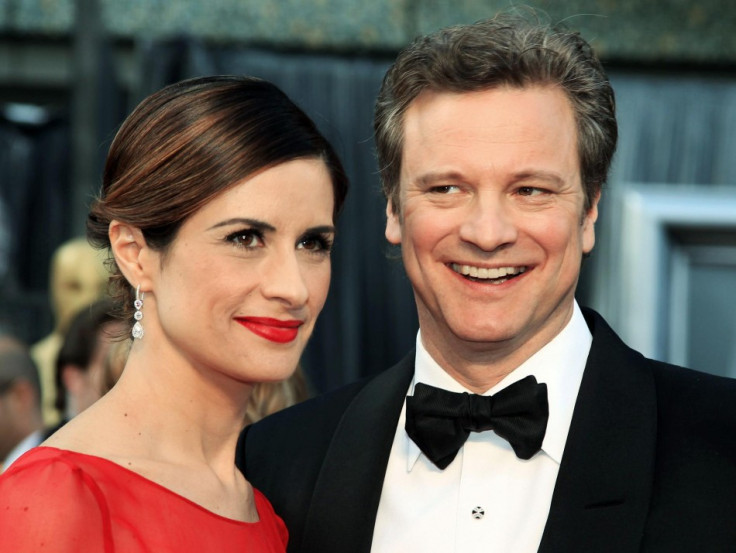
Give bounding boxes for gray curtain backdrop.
[0,107,71,341]
[611,72,736,186]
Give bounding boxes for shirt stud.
[472,506,485,520]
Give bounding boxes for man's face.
[52,242,108,333]
[386,86,598,371]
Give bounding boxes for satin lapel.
[300,352,415,553]
[538,310,657,553]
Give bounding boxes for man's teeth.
[451,263,526,280]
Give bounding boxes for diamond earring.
[132,284,144,340]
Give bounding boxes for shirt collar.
[405,301,591,470]
[2,429,43,472]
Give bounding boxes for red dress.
[0,447,288,552]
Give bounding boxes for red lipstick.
[235,317,303,344]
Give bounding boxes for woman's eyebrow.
[304,225,337,235]
[207,218,276,232]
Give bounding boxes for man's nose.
[458,195,518,252]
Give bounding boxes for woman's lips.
[235,317,303,343]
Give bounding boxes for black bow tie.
[405,375,549,470]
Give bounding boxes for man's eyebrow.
[415,170,565,186]
[415,171,465,186]
[207,218,276,232]
[512,170,565,185]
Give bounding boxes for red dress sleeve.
[0,452,114,553]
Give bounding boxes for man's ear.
[582,191,601,254]
[108,221,154,289]
[61,365,85,395]
[385,201,402,245]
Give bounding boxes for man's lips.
[235,317,303,344]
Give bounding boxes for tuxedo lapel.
[300,353,415,553]
[539,310,657,553]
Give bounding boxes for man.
[47,298,122,434]
[0,336,44,472]
[238,13,736,553]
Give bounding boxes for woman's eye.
[297,234,333,254]
[227,230,264,248]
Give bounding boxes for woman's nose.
[259,251,309,307]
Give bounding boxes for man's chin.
[448,324,521,348]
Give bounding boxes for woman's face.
[145,158,335,385]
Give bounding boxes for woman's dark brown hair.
[88,75,348,324]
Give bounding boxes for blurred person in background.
[243,365,311,426]
[0,336,43,472]
[101,335,129,394]
[30,237,109,426]
[45,298,123,436]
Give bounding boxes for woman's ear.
[108,221,154,289]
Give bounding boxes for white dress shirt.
[371,302,592,553]
[1,429,43,473]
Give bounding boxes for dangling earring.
[132,284,144,340]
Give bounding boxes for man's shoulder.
[586,307,736,399]
[239,352,415,521]
[587,307,736,437]
[649,358,736,424]
[583,306,736,436]
[640,361,736,548]
[238,376,372,498]
[248,376,370,441]
[585,307,736,387]
[650,357,736,390]
[241,351,415,459]
[578,307,736,546]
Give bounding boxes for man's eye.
[518,186,543,196]
[430,185,459,194]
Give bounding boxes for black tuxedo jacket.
[238,309,736,552]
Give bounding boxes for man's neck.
[419,340,526,393]
[418,306,577,394]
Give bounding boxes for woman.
[0,75,347,552]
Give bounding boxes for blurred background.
[1,0,736,395]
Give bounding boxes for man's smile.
[449,263,527,283]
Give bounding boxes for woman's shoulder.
[0,447,114,505]
[2,446,91,478]
[0,447,114,552]
[7,443,119,470]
